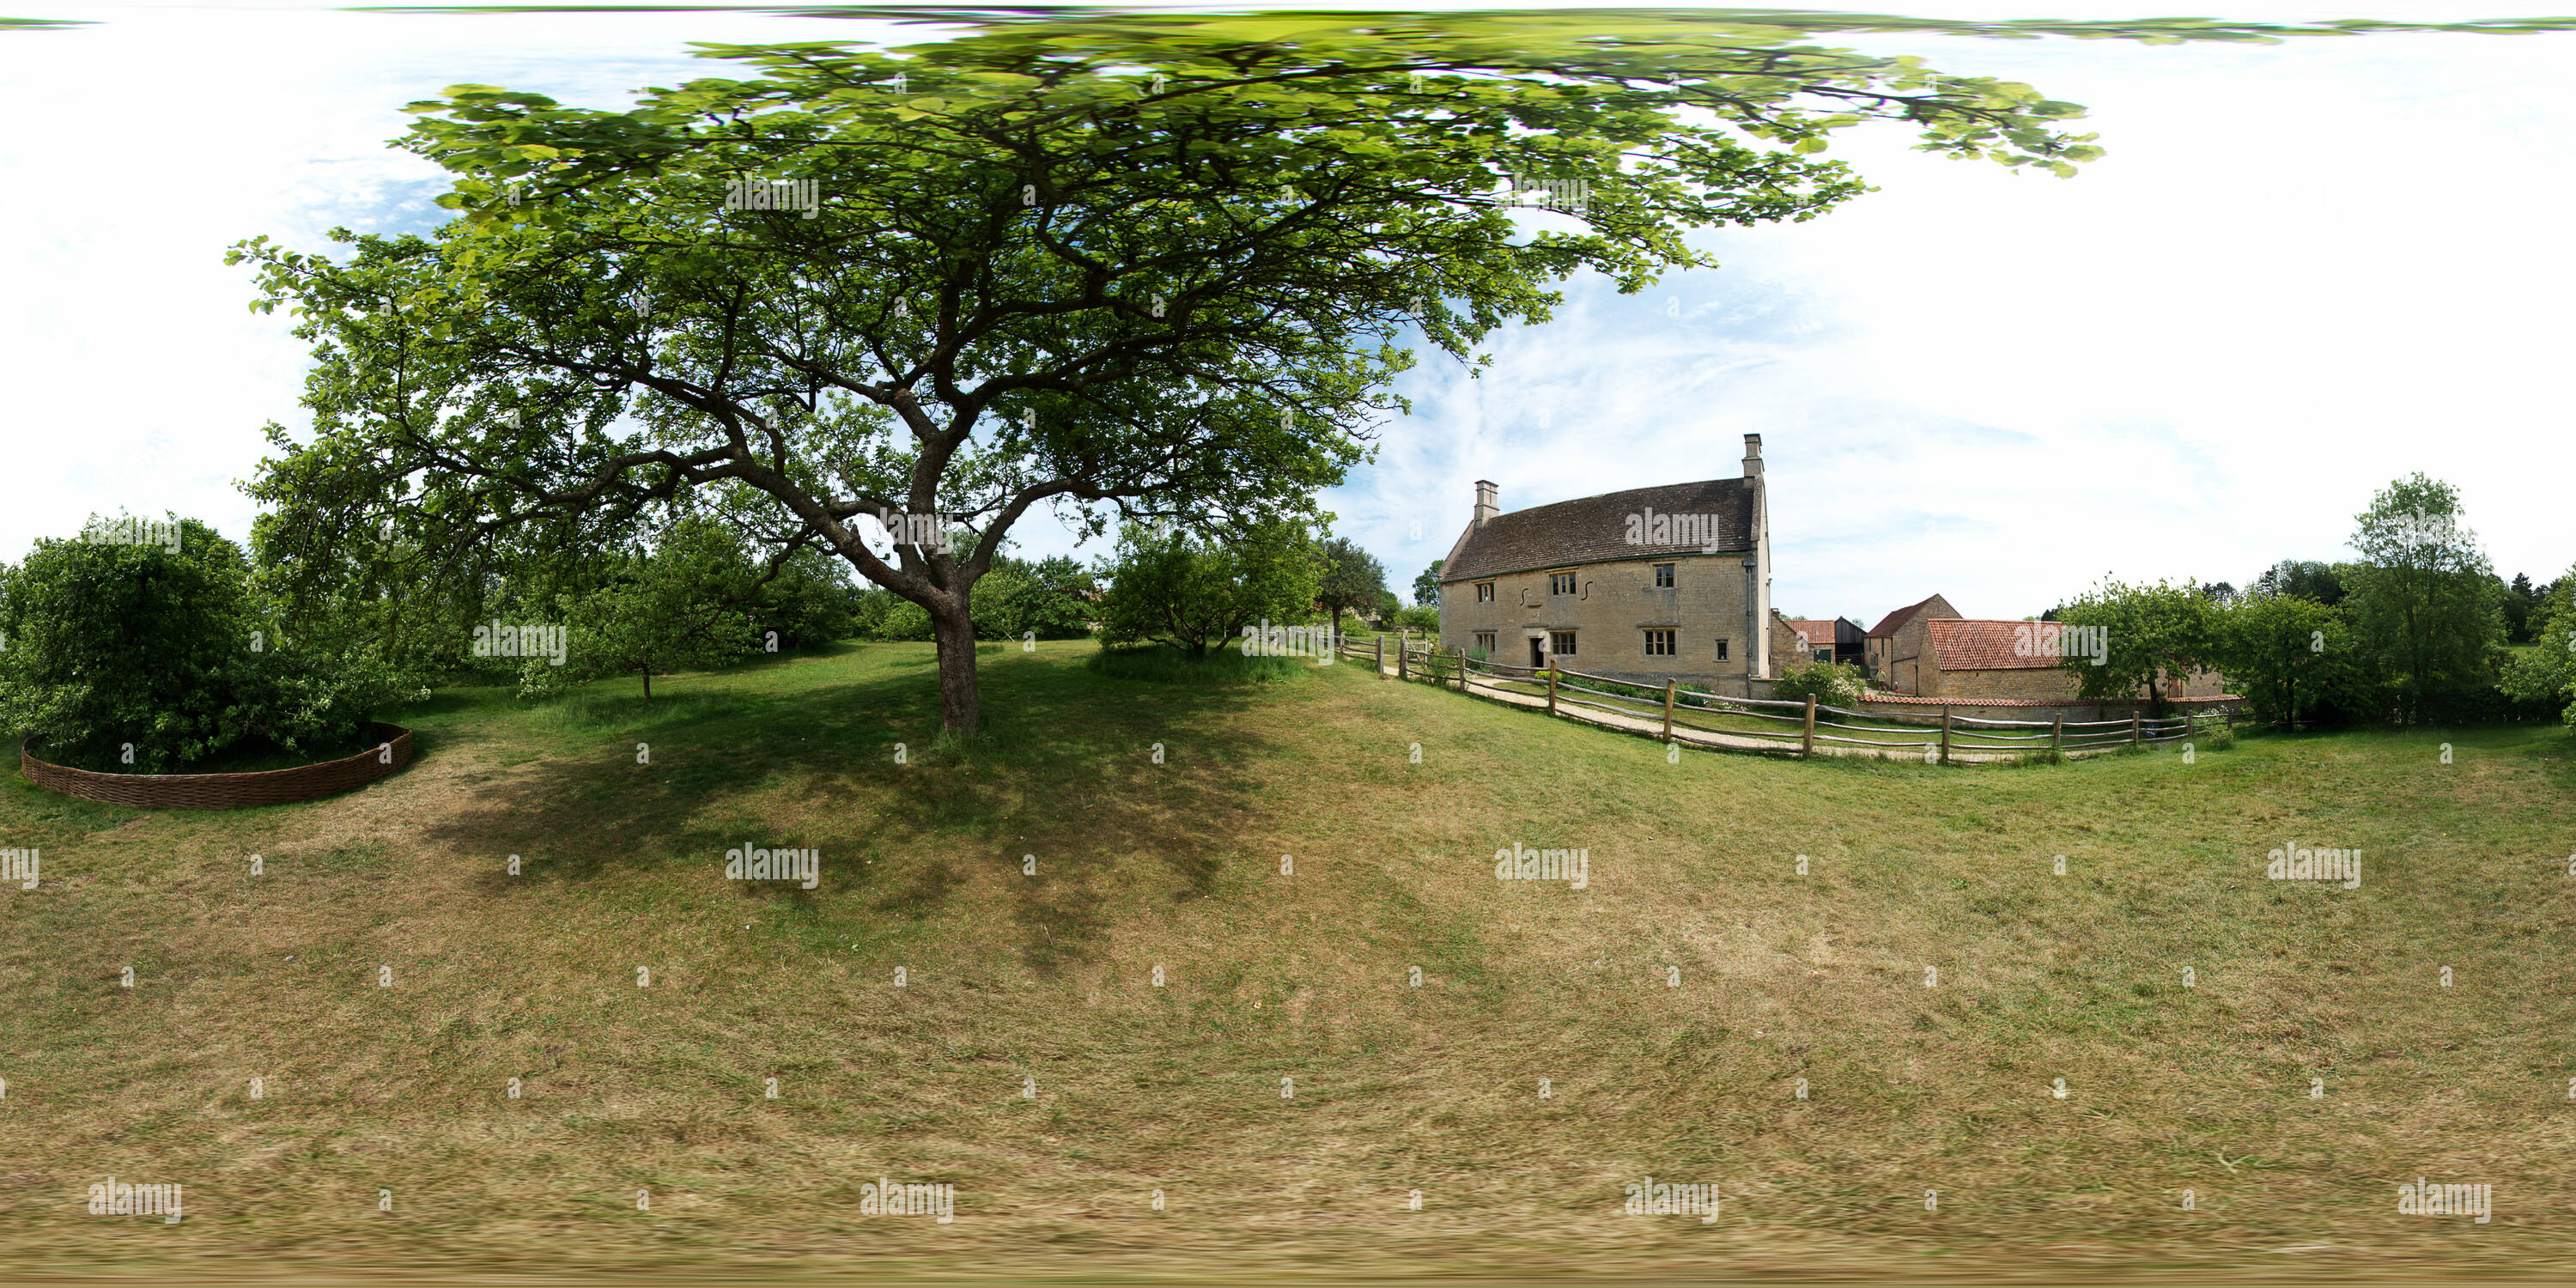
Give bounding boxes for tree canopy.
[231,14,2122,733]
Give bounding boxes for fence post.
[1454,646,1466,692]
[2225,705,2233,734]
[2130,710,2142,748]
[1662,680,1677,740]
[1803,694,1817,758]
[1376,634,1385,678]
[2051,713,2063,756]
[1546,665,1558,715]
[1398,631,1408,680]
[1940,707,1952,765]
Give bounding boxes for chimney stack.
[1473,479,1500,527]
[1741,433,1764,480]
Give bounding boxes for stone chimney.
[1473,479,1500,527]
[1741,433,1764,480]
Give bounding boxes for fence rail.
[1340,631,2233,766]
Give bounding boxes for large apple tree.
[234,13,2109,732]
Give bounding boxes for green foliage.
[2343,474,2505,725]
[2250,559,2347,607]
[872,598,936,643]
[0,516,418,771]
[2500,565,2576,731]
[1391,605,1441,633]
[2211,592,2372,727]
[969,555,1097,642]
[1096,521,1324,656]
[232,18,2117,732]
[2052,578,2218,714]
[546,519,763,700]
[1084,643,1309,686]
[1775,657,1868,708]
[1413,561,1443,607]
[1315,537,1388,634]
[750,549,858,653]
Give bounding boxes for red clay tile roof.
[1439,477,1757,583]
[1925,618,2065,671]
[1866,595,1946,638]
[1781,618,1839,648]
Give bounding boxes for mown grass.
[1,636,2572,1280]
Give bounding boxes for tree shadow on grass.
[421,645,1307,966]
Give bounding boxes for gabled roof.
[1925,619,2059,671]
[1780,618,1840,648]
[1439,477,1756,583]
[1867,594,1948,638]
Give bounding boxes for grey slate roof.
[1439,477,1757,583]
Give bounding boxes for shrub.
[1774,658,1867,708]
[1390,605,1440,633]
[872,598,936,641]
[0,515,420,771]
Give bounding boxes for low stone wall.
[20,725,415,810]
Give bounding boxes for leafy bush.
[1085,643,1307,685]
[872,598,936,641]
[1390,605,1440,632]
[1096,519,1324,655]
[0,515,421,771]
[1774,658,1867,708]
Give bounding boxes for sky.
[2,2,2571,625]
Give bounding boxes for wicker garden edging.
[20,724,415,810]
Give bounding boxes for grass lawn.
[3,638,2573,1280]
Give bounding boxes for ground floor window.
[1644,629,1675,656]
[1814,647,1832,663]
[1550,630,1577,657]
[1473,631,1496,653]
[1715,638,1730,661]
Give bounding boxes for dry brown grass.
[2,639,2572,1282]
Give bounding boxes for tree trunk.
[930,599,983,734]
[641,662,653,701]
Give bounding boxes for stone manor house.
[1437,435,1775,696]
[1435,440,2229,706]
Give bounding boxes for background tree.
[2501,563,2576,730]
[1316,537,1389,638]
[2051,577,2217,714]
[2251,559,2348,606]
[1413,561,1444,608]
[2212,592,2370,728]
[2503,571,2539,644]
[544,519,765,700]
[2342,474,2503,725]
[1096,520,1322,656]
[234,17,2105,734]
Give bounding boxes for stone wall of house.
[1440,551,1761,690]
[1923,664,2233,703]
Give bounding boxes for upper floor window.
[1549,572,1577,596]
[1653,563,1674,588]
[1475,581,1496,603]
